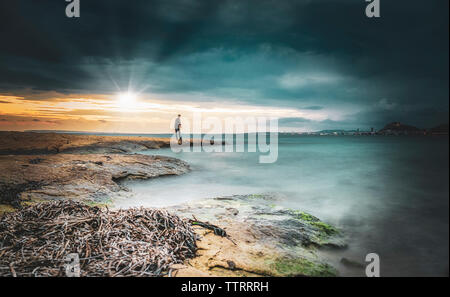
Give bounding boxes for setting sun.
[117,92,138,109]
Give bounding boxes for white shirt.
[175,117,181,129]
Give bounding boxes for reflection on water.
[115,135,449,276]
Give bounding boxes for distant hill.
[377,122,449,135]
[379,122,421,133]
[430,123,449,135]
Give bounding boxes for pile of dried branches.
[0,200,197,277]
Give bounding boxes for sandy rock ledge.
[0,154,189,209]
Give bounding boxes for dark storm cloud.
[0,0,448,129]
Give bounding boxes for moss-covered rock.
[270,257,337,277]
[168,194,346,277]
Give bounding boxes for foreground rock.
[168,194,346,277]
[0,154,189,210]
[0,192,345,277]
[0,131,171,155]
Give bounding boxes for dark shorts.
[175,128,180,133]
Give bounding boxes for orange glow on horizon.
[0,92,332,133]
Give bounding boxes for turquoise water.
[115,135,449,276]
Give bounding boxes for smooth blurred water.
[114,135,449,276]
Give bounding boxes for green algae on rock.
[286,209,343,247]
[269,257,338,277]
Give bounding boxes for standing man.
[175,114,182,142]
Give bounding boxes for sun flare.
[116,92,138,110]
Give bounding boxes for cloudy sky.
[0,0,448,133]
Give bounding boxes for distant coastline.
[22,121,450,137]
[307,122,449,136]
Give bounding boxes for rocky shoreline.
[0,131,346,277]
[0,154,189,208]
[0,131,172,155]
[0,132,190,211]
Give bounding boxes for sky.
[0,0,448,133]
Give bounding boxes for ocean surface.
[113,134,449,277]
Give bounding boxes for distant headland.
[291,122,449,136]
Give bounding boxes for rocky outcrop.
[0,154,189,208]
[0,132,171,155]
[167,194,346,277]
[377,122,422,135]
[430,123,449,135]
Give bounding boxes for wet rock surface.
[0,154,189,207]
[167,194,346,277]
